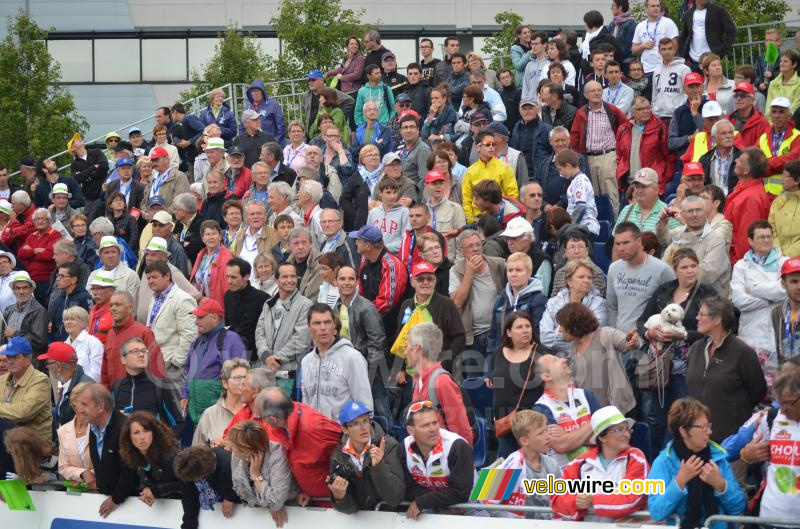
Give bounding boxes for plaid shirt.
[585,106,616,152]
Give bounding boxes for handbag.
[494,346,537,438]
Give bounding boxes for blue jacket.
[421,103,458,142]
[648,441,746,529]
[199,103,237,140]
[509,118,553,177]
[48,285,92,342]
[351,122,393,159]
[607,18,637,61]
[535,153,591,207]
[93,236,137,271]
[74,236,98,270]
[487,278,547,355]
[239,79,287,145]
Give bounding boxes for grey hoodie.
[651,57,691,118]
[299,337,373,420]
[367,203,410,253]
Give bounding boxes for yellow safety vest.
[758,128,800,195]
[689,130,740,162]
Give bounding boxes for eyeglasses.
[606,425,632,435]
[751,234,773,241]
[123,348,148,357]
[732,93,752,99]
[481,142,496,148]
[107,139,120,143]
[698,311,712,318]
[414,275,436,283]
[228,375,247,382]
[406,400,434,421]
[422,246,441,253]
[689,423,713,433]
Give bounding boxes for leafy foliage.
[0,13,87,178]
[480,11,524,71]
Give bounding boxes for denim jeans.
[371,375,392,423]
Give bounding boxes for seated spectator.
[1,190,35,251]
[731,221,787,379]
[368,177,410,254]
[283,227,321,301]
[770,159,800,257]
[86,271,115,346]
[77,383,138,517]
[316,251,343,307]
[648,398,746,529]
[352,101,394,159]
[174,446,241,529]
[173,192,206,264]
[487,252,547,355]
[3,426,56,486]
[699,184,733,248]
[328,401,405,513]
[502,216,554,293]
[141,211,191,279]
[40,341,93,426]
[48,256,91,339]
[201,169,233,226]
[301,303,373,419]
[67,214,98,270]
[551,230,606,294]
[270,215,293,265]
[471,179,525,230]
[540,83,577,131]
[680,100,724,165]
[614,168,681,253]
[478,215,509,259]
[252,253,278,296]
[1,272,48,357]
[259,387,342,500]
[698,119,740,195]
[553,406,647,520]
[556,303,635,413]
[520,182,546,250]
[86,235,140,309]
[57,382,95,489]
[688,297,767,444]
[47,183,80,235]
[533,354,602,469]
[0,249,13,312]
[119,412,181,506]
[192,359,249,448]
[421,85,458,146]
[257,262,313,394]
[487,313,543,458]
[18,207,62,304]
[772,257,800,364]
[106,191,139,251]
[541,259,607,355]
[190,220,234,307]
[418,233,451,295]
[319,208,361,269]
[340,146,376,233]
[402,400,474,518]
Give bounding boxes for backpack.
[426,367,479,446]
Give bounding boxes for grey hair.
[549,126,570,139]
[62,305,89,327]
[407,322,443,361]
[221,359,250,381]
[261,142,283,163]
[305,144,322,155]
[363,100,379,111]
[110,290,135,306]
[680,194,705,211]
[469,68,486,80]
[11,190,30,207]
[364,29,381,44]
[251,161,270,174]
[772,363,800,401]
[268,181,294,202]
[710,118,734,137]
[247,367,276,391]
[456,229,481,250]
[173,192,198,214]
[300,180,323,204]
[85,383,114,412]
[258,387,293,420]
[288,226,312,244]
[89,216,114,235]
[244,199,267,213]
[297,166,318,181]
[54,239,78,257]
[320,208,342,221]
[120,337,146,357]
[33,207,52,224]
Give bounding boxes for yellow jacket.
[769,189,800,258]
[0,364,53,441]
[462,157,519,223]
[766,73,800,119]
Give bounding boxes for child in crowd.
[367,178,409,253]
[270,214,294,264]
[556,149,600,237]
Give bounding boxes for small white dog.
[644,303,688,353]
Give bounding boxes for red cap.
[149,147,169,160]
[682,162,705,177]
[425,170,446,183]
[733,82,755,95]
[398,109,420,122]
[781,257,800,276]
[191,298,224,317]
[684,72,704,86]
[411,262,436,278]
[38,342,77,363]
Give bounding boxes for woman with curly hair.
[4,426,56,485]
[119,412,181,506]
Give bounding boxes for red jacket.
[358,250,408,316]
[551,445,648,520]
[101,316,165,388]
[222,403,268,439]
[17,228,62,281]
[225,166,252,199]
[570,102,628,154]
[723,179,773,264]
[398,228,447,273]
[1,204,35,249]
[266,402,342,498]
[412,362,473,444]
[615,115,675,194]
[730,109,770,150]
[89,302,113,345]
[189,244,234,308]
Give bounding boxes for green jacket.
[767,72,800,117]
[355,82,396,126]
[310,107,351,146]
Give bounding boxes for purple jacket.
[239,79,287,144]
[180,326,247,398]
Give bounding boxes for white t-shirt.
[689,8,711,61]
[632,16,680,73]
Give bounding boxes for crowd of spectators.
[0,5,800,527]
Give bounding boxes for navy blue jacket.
[509,118,553,178]
[199,103,237,141]
[535,153,591,207]
[172,114,206,165]
[487,280,548,355]
[239,79,287,145]
[48,285,92,342]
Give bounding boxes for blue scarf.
[744,247,782,273]
[359,164,383,193]
[195,479,220,510]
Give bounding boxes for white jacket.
[730,249,787,356]
[147,285,198,370]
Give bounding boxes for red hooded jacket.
[1,203,35,249]
[723,179,773,265]
[189,244,234,308]
[101,316,165,388]
[729,109,770,150]
[615,114,675,194]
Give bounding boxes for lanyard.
[322,232,342,253]
[195,248,220,291]
[605,83,622,105]
[496,200,505,224]
[428,200,438,231]
[119,181,131,204]
[716,153,731,187]
[645,17,661,42]
[407,231,416,271]
[786,305,799,351]
[772,130,786,156]
[286,144,306,167]
[150,170,168,197]
[148,284,174,326]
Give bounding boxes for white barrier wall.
[0,491,670,529]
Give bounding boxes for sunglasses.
[406,400,434,421]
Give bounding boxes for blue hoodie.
[199,103,237,140]
[647,441,746,529]
[239,79,287,144]
[487,278,547,355]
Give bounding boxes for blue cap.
[348,225,383,244]
[307,70,324,80]
[128,127,142,135]
[147,195,167,208]
[338,401,372,426]
[116,157,133,167]
[485,122,509,137]
[227,145,245,156]
[5,337,32,356]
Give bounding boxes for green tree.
[0,13,86,176]
[180,26,272,104]
[480,11,524,70]
[268,0,367,84]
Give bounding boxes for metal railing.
[704,514,800,528]
[726,18,800,75]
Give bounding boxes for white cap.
[770,96,792,109]
[97,235,122,253]
[145,236,170,254]
[589,406,635,445]
[152,211,174,225]
[10,271,36,289]
[0,251,16,268]
[89,269,116,288]
[500,217,534,238]
[205,137,225,150]
[701,101,723,118]
[0,200,11,217]
[49,182,71,199]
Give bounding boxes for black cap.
[396,93,411,103]
[19,156,36,168]
[114,141,133,153]
[227,145,245,156]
